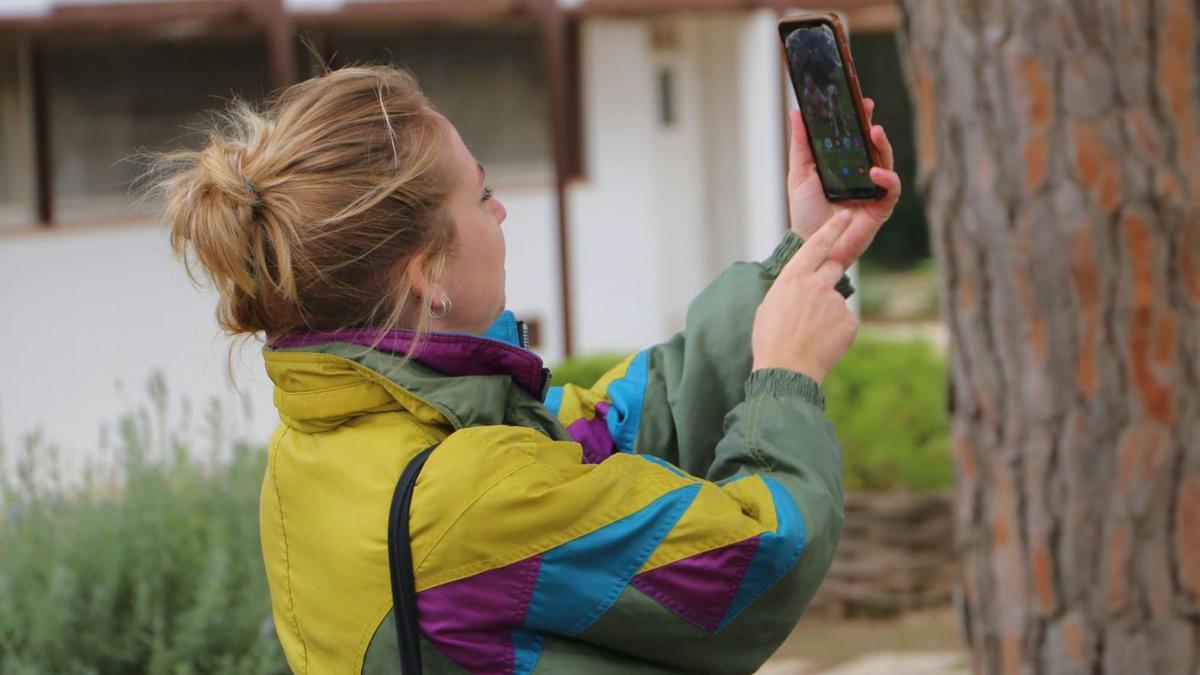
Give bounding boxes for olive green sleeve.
[634,231,851,478]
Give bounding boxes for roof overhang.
[2,0,896,31]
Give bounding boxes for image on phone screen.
[782,23,876,196]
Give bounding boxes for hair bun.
[146,65,456,343]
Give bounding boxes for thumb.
[788,110,816,181]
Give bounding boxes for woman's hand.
[787,98,902,268]
[753,211,858,383]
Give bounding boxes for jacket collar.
[268,310,551,400]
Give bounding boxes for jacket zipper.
[517,319,553,399]
[517,320,530,350]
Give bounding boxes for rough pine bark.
[894,1,1200,673]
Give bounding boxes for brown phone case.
[778,13,885,201]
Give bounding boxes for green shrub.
[0,377,287,675]
[555,338,951,492]
[823,335,951,492]
[550,352,628,389]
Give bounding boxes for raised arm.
[545,231,853,472]
[548,103,899,477]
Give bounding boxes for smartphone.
[779,14,884,201]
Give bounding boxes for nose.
[492,198,507,225]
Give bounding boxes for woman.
[155,65,899,674]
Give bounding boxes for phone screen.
[781,22,876,198]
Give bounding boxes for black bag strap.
[387,444,437,675]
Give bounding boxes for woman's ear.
[401,246,449,311]
[402,248,433,302]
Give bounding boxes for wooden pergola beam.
[291,0,534,27]
[29,36,52,227]
[8,0,298,231]
[563,0,889,16]
[534,0,577,357]
[0,0,250,31]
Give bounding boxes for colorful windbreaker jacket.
[260,232,847,675]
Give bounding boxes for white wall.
[0,9,792,468]
[737,9,789,259]
[567,12,788,354]
[0,222,273,473]
[567,19,665,355]
[494,186,565,363]
[649,17,709,334]
[695,15,751,275]
[0,185,561,470]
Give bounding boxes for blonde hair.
[149,65,457,345]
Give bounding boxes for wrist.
[788,224,814,239]
[751,359,827,385]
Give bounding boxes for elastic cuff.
[762,232,804,276]
[745,368,826,411]
[762,231,857,299]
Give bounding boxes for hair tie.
[242,176,263,215]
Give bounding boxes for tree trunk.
[894,1,1200,673]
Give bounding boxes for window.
[44,32,271,224]
[0,35,36,229]
[332,23,552,179]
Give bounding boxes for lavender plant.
[0,375,287,674]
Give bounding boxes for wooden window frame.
[0,0,293,234]
[0,31,40,232]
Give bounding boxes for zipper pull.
[517,320,530,350]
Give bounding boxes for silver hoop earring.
[429,296,452,320]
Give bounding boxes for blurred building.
[0,0,896,460]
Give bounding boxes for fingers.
[825,170,902,266]
[871,124,894,171]
[814,258,847,288]
[864,99,894,172]
[789,211,853,274]
[788,109,816,180]
[828,211,882,268]
[869,167,902,201]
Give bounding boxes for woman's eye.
[482,186,494,202]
